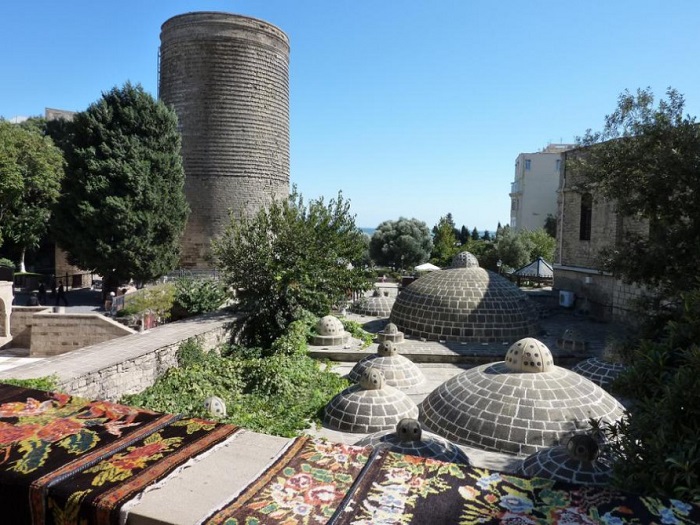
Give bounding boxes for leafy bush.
[602,289,700,503]
[1,375,59,391]
[341,319,374,348]
[172,277,228,319]
[121,333,349,437]
[0,258,14,269]
[118,283,175,319]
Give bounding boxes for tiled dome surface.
[572,357,627,390]
[348,354,424,389]
[520,443,613,485]
[352,295,395,318]
[389,266,538,343]
[324,385,419,433]
[355,427,470,465]
[419,358,624,456]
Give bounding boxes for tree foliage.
[0,120,63,268]
[430,214,459,267]
[602,288,700,503]
[369,217,433,270]
[495,227,555,271]
[52,82,189,288]
[575,87,700,296]
[213,189,373,348]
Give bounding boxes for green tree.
[0,120,63,271]
[523,228,556,261]
[481,230,492,241]
[52,83,189,290]
[459,225,470,245]
[369,217,433,270]
[212,189,373,348]
[575,87,700,297]
[471,227,480,241]
[431,214,458,267]
[495,227,532,270]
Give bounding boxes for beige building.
[553,148,649,322]
[509,144,574,231]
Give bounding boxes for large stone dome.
[419,339,625,456]
[348,341,424,388]
[389,252,538,342]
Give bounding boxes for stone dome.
[351,292,395,318]
[324,369,418,433]
[505,338,554,373]
[355,418,470,465]
[377,322,404,344]
[348,342,424,389]
[520,434,613,485]
[572,357,627,390]
[452,251,480,268]
[419,339,624,456]
[311,315,350,346]
[389,253,538,343]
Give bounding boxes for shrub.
[341,319,374,348]
[119,283,175,319]
[172,277,227,319]
[1,375,59,391]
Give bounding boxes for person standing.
[56,281,68,306]
[37,282,47,305]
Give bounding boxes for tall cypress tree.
[52,83,189,289]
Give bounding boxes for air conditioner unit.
[584,276,593,284]
[559,290,575,308]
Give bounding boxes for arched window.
[579,193,592,241]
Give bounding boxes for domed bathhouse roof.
[311,315,350,346]
[389,252,539,343]
[351,290,395,318]
[323,369,419,433]
[347,341,424,388]
[519,434,613,486]
[376,322,404,344]
[572,357,627,390]
[355,418,470,465]
[419,338,625,456]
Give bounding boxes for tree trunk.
[19,247,26,273]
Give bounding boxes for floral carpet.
[203,440,700,525]
[0,383,239,525]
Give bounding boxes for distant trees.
[495,227,555,271]
[369,217,432,270]
[213,189,373,347]
[0,120,64,271]
[52,83,189,289]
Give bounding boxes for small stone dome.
[520,434,612,485]
[377,322,404,344]
[419,339,625,456]
[324,370,418,433]
[572,357,627,390]
[203,396,227,418]
[378,340,398,357]
[390,253,538,343]
[348,343,424,389]
[451,251,479,268]
[505,338,554,373]
[311,315,350,346]
[355,418,470,465]
[351,294,395,318]
[557,326,588,351]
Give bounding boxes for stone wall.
[553,268,647,324]
[29,313,135,357]
[56,322,230,401]
[9,306,53,348]
[159,12,290,268]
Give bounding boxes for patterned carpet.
[0,384,239,525]
[203,438,700,525]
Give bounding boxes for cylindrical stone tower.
[159,12,290,267]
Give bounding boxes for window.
[525,159,531,171]
[555,159,561,172]
[579,193,592,241]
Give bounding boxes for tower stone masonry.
[159,12,290,268]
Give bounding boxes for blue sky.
[2,1,699,231]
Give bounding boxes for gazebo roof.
[513,257,554,279]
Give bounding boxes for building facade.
[553,148,649,322]
[509,144,574,231]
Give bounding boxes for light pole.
[497,259,502,275]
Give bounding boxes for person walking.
[55,281,68,306]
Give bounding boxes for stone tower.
[159,12,290,268]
